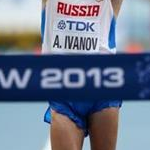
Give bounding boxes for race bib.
[51,2,101,52]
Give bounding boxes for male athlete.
[42,0,123,150]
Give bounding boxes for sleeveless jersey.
[41,0,117,54]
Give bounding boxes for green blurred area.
[0,32,41,52]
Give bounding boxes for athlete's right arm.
[111,0,123,18]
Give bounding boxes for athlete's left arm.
[111,0,123,18]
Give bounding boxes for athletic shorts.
[44,100,122,136]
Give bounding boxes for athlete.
[42,0,123,150]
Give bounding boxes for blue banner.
[0,54,150,101]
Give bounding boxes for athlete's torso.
[42,0,117,54]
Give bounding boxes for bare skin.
[50,1,123,150]
[50,110,84,150]
[50,108,120,150]
[111,0,123,18]
[88,108,119,150]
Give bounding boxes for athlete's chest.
[44,0,114,53]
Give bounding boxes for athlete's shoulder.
[42,0,47,4]
[42,0,48,8]
[111,0,123,18]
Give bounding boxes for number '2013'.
[41,68,125,89]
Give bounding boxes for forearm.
[111,0,123,18]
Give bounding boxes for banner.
[0,54,150,101]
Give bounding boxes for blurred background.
[0,0,150,150]
[0,0,150,54]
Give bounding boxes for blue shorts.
[44,100,122,136]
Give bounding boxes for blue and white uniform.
[42,0,122,136]
[42,0,116,54]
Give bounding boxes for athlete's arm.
[111,0,123,18]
